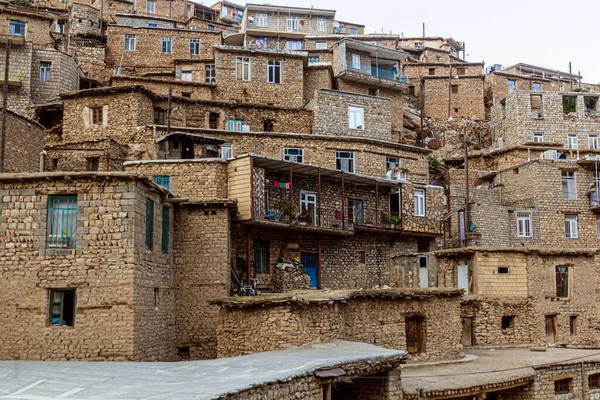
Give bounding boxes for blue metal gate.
[301,252,318,288]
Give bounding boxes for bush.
[428,154,441,169]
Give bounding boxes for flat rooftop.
[0,340,405,400]
[402,347,600,398]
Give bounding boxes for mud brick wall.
[401,184,444,235]
[423,76,485,120]
[124,159,228,198]
[174,205,230,360]
[67,39,107,80]
[213,47,305,108]
[307,89,392,141]
[485,72,557,108]
[216,292,463,361]
[491,91,600,148]
[30,49,80,105]
[0,175,175,361]
[4,111,44,173]
[70,3,101,35]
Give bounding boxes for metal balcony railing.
[346,62,409,83]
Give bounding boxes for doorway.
[545,315,557,344]
[461,317,473,346]
[405,316,424,354]
[418,256,428,288]
[457,260,469,293]
[390,190,400,219]
[301,252,318,288]
[299,191,317,226]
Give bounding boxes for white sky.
[220,0,600,83]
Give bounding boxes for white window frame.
[56,20,65,33]
[516,212,532,237]
[147,0,155,13]
[589,134,599,150]
[226,120,243,131]
[414,188,425,217]
[562,171,576,200]
[287,15,301,31]
[283,148,304,163]
[124,34,136,51]
[351,53,361,70]
[317,18,326,32]
[348,105,364,130]
[267,59,281,84]
[532,132,544,142]
[507,79,515,95]
[255,13,267,28]
[180,71,192,82]
[567,133,578,149]
[161,36,172,54]
[286,40,302,50]
[235,56,250,81]
[219,144,232,159]
[565,215,578,239]
[39,62,51,82]
[189,39,200,55]
[315,41,327,50]
[204,64,215,83]
[335,151,355,173]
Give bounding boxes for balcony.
[590,191,600,212]
[346,62,409,84]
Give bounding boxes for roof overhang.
[341,39,408,61]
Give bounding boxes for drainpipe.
[39,150,47,172]
[417,387,422,400]
[582,361,586,400]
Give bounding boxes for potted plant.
[379,212,391,227]
[390,215,401,228]
[278,199,298,222]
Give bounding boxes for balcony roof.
[340,38,408,61]
[245,3,336,16]
[241,153,400,187]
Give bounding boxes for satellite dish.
[248,16,254,22]
[333,21,340,28]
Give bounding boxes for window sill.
[45,248,76,256]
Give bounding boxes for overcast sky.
[221,0,600,83]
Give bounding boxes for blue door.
[301,252,318,288]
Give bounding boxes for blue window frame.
[349,28,357,34]
[153,176,170,190]
[308,56,320,64]
[47,195,77,248]
[9,20,26,36]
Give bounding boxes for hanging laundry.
[300,20,305,26]
[274,181,279,188]
[285,182,291,190]
[279,182,285,189]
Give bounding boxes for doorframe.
[299,190,317,225]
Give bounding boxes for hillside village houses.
[3,0,600,398]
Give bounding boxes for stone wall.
[243,9,335,35]
[45,139,128,172]
[423,76,485,120]
[0,42,33,113]
[111,75,213,100]
[0,7,54,47]
[70,2,101,36]
[307,89,392,141]
[216,290,463,361]
[4,110,45,173]
[303,66,332,104]
[30,49,81,105]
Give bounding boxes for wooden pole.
[167,84,172,135]
[246,229,252,283]
[375,182,379,227]
[447,64,452,118]
[569,62,573,91]
[0,39,11,173]
[289,161,293,213]
[317,166,321,226]
[420,77,424,142]
[341,171,345,230]
[464,139,470,239]
[317,237,322,289]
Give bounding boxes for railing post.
[318,167,321,227]
[341,171,345,230]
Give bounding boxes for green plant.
[428,154,441,170]
[573,88,584,92]
[14,0,32,7]
[563,96,577,113]
[277,198,298,218]
[390,215,401,225]
[379,212,391,226]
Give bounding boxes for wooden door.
[545,316,556,344]
[406,317,422,354]
[462,317,473,346]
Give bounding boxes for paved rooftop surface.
[402,347,600,396]
[0,340,406,400]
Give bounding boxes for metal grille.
[153,176,170,190]
[145,198,154,251]
[47,195,77,248]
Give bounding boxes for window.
[255,37,268,48]
[405,316,424,354]
[90,107,103,125]
[204,64,216,83]
[516,213,532,237]
[286,40,302,50]
[349,28,357,34]
[181,71,192,81]
[227,120,243,131]
[56,20,65,33]
[530,94,543,118]
[153,176,170,190]
[161,206,169,254]
[451,85,459,94]
[154,288,160,307]
[189,39,200,55]
[414,42,423,49]
[153,110,165,124]
[263,119,273,132]
[556,266,570,297]
[39,62,51,82]
[253,239,269,273]
[589,134,598,149]
[497,266,510,274]
[589,374,600,389]
[47,195,77,248]
[308,56,320,64]
[335,151,355,173]
[161,37,172,54]
[563,95,577,114]
[347,198,364,225]
[507,79,515,94]
[567,133,578,149]
[283,148,303,163]
[235,57,250,81]
[532,82,541,91]
[532,132,544,142]
[501,316,514,330]
[456,67,465,75]
[414,188,425,217]
[267,60,281,84]
[428,68,435,76]
[348,105,364,130]
[255,13,267,27]
[145,198,154,250]
[315,41,327,50]
[147,0,155,13]
[368,88,379,96]
[207,25,214,31]
[317,18,326,32]
[88,157,99,171]
[48,290,75,327]
[335,26,343,33]
[124,34,136,51]
[555,378,571,395]
[181,92,191,98]
[219,144,232,159]
[564,215,578,239]
[147,22,159,27]
[562,171,576,200]
[9,20,25,36]
[208,112,219,129]
[287,15,301,31]
[351,53,361,70]
[585,97,598,116]
[570,315,577,336]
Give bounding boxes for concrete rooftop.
[0,340,405,400]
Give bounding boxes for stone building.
[0,108,45,172]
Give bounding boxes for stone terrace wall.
[46,139,128,172]
[4,111,44,173]
[0,174,173,361]
[123,159,228,198]
[216,291,463,361]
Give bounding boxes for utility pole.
[464,137,470,239]
[569,62,573,91]
[420,77,424,142]
[166,84,172,135]
[0,38,11,173]
[447,64,452,118]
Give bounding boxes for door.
[347,199,364,225]
[405,316,423,354]
[390,190,400,218]
[461,317,473,346]
[545,315,557,344]
[418,256,428,288]
[457,261,469,293]
[301,252,318,289]
[299,191,317,226]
